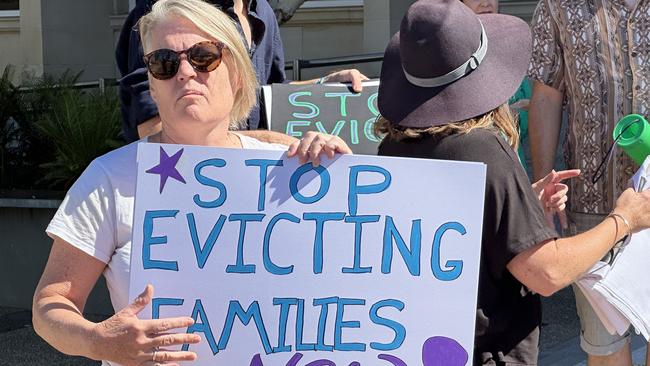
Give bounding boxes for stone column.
[389,0,415,35]
[20,0,116,81]
[19,0,44,78]
[363,0,390,54]
[362,0,415,77]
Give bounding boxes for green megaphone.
[614,114,650,165]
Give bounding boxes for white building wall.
[0,13,21,82]
[0,1,540,84]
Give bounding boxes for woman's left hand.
[532,169,581,230]
[287,131,353,166]
[323,69,370,92]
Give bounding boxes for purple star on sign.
[146,147,186,193]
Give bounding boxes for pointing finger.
[553,169,581,182]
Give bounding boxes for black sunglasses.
[143,41,226,80]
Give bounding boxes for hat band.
[403,21,488,88]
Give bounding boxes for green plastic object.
[614,114,650,165]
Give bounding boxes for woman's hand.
[531,169,581,230]
[613,188,650,233]
[321,69,370,93]
[92,284,200,366]
[287,131,353,166]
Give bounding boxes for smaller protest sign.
[263,81,380,155]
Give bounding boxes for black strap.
[591,121,636,184]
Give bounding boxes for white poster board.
[129,143,486,366]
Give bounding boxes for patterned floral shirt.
[528,0,649,214]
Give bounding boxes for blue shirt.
[115,0,287,142]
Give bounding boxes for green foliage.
[0,66,22,129]
[14,71,83,190]
[0,66,124,192]
[0,65,27,189]
[31,79,124,189]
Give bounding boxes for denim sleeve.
[115,1,158,142]
[118,68,158,142]
[269,21,287,84]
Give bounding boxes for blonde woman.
[32,1,350,365]
[117,0,369,142]
[375,1,650,364]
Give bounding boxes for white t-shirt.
[46,134,287,364]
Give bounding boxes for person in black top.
[116,0,369,142]
[374,1,650,365]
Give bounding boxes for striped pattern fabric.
[528,0,649,214]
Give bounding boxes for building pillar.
[19,0,44,78]
[44,0,115,80]
[362,0,415,77]
[20,0,116,81]
[389,0,416,35]
[362,0,389,54]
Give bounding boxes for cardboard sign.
[129,143,486,366]
[263,81,381,155]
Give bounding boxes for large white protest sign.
[129,143,486,366]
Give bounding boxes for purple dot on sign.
[348,363,361,366]
[421,336,468,366]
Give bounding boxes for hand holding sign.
[287,131,353,166]
[93,284,201,365]
[321,69,370,93]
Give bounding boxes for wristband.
[608,212,632,242]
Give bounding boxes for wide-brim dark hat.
[378,0,532,128]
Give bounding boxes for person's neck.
[154,122,241,148]
[232,0,252,48]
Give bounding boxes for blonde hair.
[373,103,520,149]
[139,0,258,129]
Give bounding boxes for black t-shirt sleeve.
[474,132,558,278]
[377,129,558,279]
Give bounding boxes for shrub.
[0,67,124,193]
[0,65,28,190]
[30,77,124,189]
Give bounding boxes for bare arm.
[291,69,370,93]
[528,81,564,181]
[287,130,353,166]
[32,237,106,359]
[33,237,199,364]
[239,130,298,145]
[508,188,650,296]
